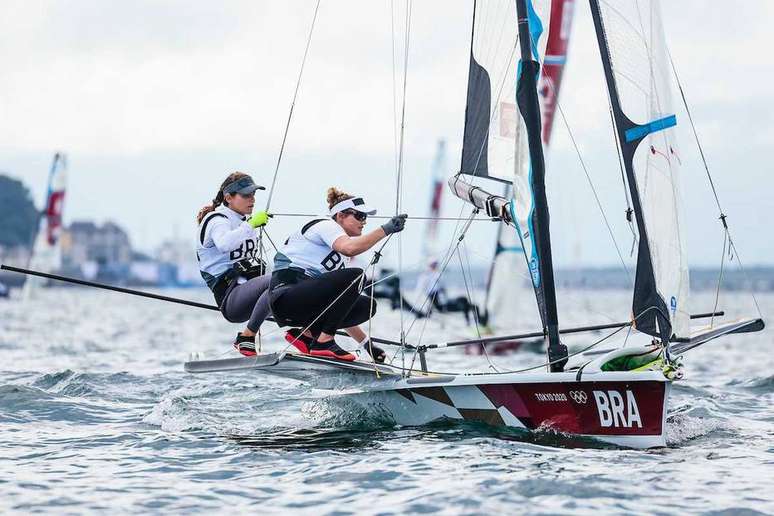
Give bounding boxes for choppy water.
[1,287,772,514]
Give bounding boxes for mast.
[588,0,687,344]
[513,0,566,371]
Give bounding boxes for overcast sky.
[1,0,772,272]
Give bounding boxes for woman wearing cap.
[196,172,272,356]
[270,187,407,362]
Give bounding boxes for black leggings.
[270,268,376,336]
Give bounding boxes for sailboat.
[22,153,67,299]
[185,0,764,448]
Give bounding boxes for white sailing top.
[274,219,351,278]
[196,205,259,285]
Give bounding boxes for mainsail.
[589,0,690,342]
[23,153,67,299]
[456,0,567,370]
[484,0,575,331]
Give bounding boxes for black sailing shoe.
[309,338,356,362]
[233,333,257,357]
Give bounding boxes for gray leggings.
[222,274,271,332]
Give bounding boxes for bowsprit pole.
[0,264,404,347]
[2,264,220,311]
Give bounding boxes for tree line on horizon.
[0,175,39,248]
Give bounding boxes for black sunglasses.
[343,210,367,222]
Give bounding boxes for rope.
[393,0,413,365]
[711,231,727,328]
[457,242,499,372]
[667,47,763,319]
[269,212,496,222]
[553,80,632,284]
[263,0,321,210]
[258,0,321,263]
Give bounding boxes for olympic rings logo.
[569,390,588,404]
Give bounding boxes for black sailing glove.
[381,214,408,235]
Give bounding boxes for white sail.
[484,204,524,330]
[23,153,67,299]
[593,0,690,339]
[481,0,574,333]
[460,0,551,183]
[413,140,448,307]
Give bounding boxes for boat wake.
[726,374,774,393]
[665,412,730,446]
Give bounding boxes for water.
[1,287,772,514]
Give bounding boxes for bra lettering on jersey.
[321,250,345,271]
[230,238,257,260]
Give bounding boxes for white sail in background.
[421,140,447,261]
[593,0,690,339]
[23,153,67,299]
[413,140,448,307]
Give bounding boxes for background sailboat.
[22,153,67,300]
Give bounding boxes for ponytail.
[197,171,250,224]
[326,186,353,210]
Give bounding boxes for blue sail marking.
[526,0,544,61]
[513,4,545,290]
[509,199,540,288]
[624,115,677,143]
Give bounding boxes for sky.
[1,0,773,272]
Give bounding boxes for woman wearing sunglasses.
[196,172,272,356]
[270,187,407,362]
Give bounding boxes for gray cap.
[223,176,265,195]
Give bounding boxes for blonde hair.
[197,172,250,224]
[327,187,353,210]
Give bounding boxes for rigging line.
[263,0,321,211]
[727,238,764,319]
[466,323,630,375]
[273,268,371,358]
[608,104,637,253]
[269,212,496,222]
[458,242,499,373]
[394,0,412,357]
[262,228,280,253]
[390,0,399,176]
[711,230,727,328]
[665,47,723,213]
[465,305,667,376]
[404,208,479,339]
[554,101,632,283]
[667,46,762,319]
[530,21,631,283]
[401,207,468,356]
